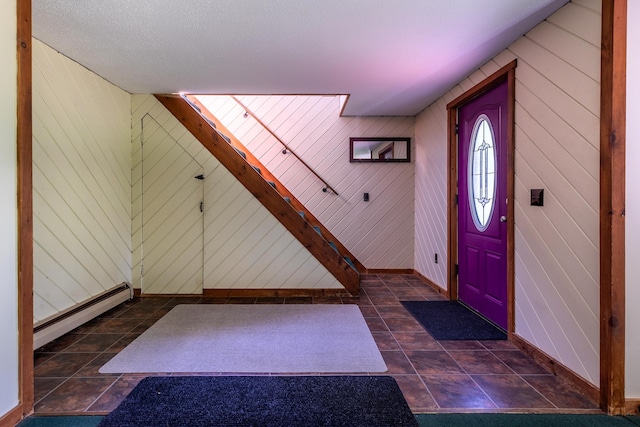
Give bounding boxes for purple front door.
[457,81,508,330]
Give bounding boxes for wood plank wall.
[197,95,416,270]
[414,0,601,386]
[32,39,132,324]
[132,95,343,291]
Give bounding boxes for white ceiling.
[32,0,568,116]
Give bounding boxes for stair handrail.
[230,96,339,196]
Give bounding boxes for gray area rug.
[100,304,387,374]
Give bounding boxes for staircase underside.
[155,94,360,296]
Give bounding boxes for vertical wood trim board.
[415,0,601,386]
[625,0,640,403]
[17,0,33,417]
[131,95,343,291]
[197,95,415,270]
[0,0,31,421]
[32,39,132,324]
[600,0,627,414]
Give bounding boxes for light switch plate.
[531,189,544,206]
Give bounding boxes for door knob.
[500,216,507,222]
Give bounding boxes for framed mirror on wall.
[349,137,411,162]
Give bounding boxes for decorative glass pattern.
[468,114,496,231]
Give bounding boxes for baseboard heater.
[33,282,133,349]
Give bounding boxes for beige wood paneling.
[197,95,415,270]
[414,96,449,288]
[32,39,131,324]
[140,116,204,294]
[414,0,601,385]
[132,95,342,291]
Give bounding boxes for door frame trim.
[446,60,517,335]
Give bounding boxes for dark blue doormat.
[98,375,418,427]
[401,301,507,340]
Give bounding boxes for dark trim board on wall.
[203,289,351,298]
[17,0,34,424]
[365,268,414,275]
[132,288,352,298]
[626,400,640,416]
[600,0,627,416]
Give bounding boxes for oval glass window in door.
[468,114,496,231]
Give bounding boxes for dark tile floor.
[33,274,600,415]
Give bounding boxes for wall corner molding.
[600,0,627,414]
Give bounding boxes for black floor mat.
[98,375,417,427]
[401,300,506,340]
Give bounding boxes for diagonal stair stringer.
[186,95,365,275]
[155,94,360,295]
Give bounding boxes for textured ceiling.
[32,0,568,116]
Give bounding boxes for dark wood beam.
[17,0,34,419]
[599,0,627,415]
